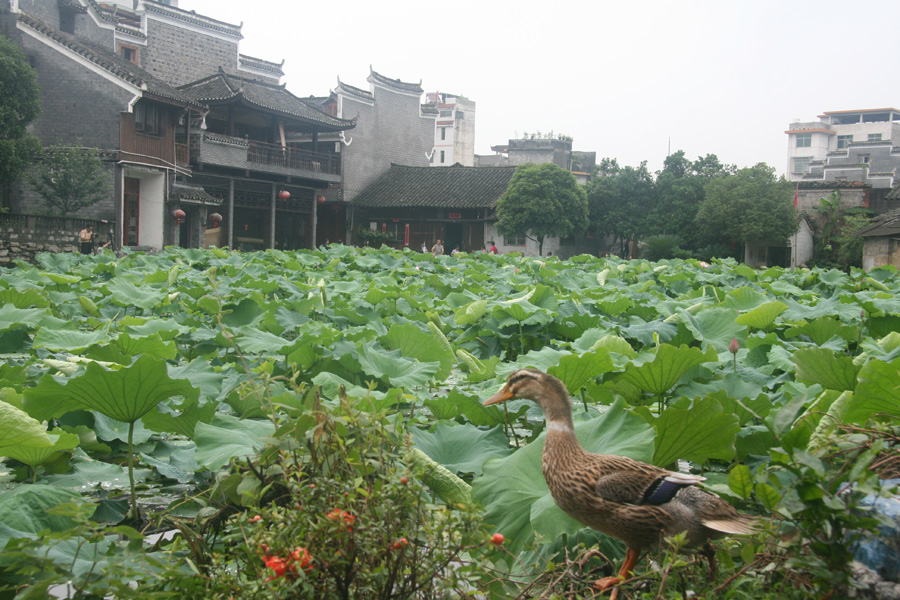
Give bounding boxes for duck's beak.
[484,384,514,406]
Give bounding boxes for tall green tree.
[695,163,797,256]
[0,36,42,206]
[646,151,735,253]
[585,159,654,257]
[495,162,588,256]
[28,143,111,215]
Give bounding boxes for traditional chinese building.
[1,0,354,251]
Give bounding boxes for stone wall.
[0,214,109,265]
[862,237,900,271]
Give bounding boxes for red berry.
[392,538,408,550]
[309,483,316,489]
[400,477,408,485]
[248,515,262,523]
[490,533,504,546]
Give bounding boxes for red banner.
[404,224,410,246]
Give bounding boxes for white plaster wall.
[790,220,814,267]
[830,122,895,145]
[484,222,560,257]
[125,169,165,249]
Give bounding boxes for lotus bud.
[729,337,740,354]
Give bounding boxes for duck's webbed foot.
[594,576,623,598]
[593,547,640,599]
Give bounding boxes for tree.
[0,36,42,206]
[28,143,111,215]
[585,159,654,257]
[695,163,797,257]
[646,152,735,253]
[812,190,871,270]
[495,162,588,256]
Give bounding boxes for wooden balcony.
[194,133,341,182]
[248,140,340,176]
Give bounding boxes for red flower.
[326,508,355,531]
[264,555,289,580]
[290,546,314,572]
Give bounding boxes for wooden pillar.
[311,194,318,249]
[269,184,276,249]
[227,178,234,249]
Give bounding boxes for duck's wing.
[590,455,706,506]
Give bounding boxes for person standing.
[488,240,498,254]
[431,239,444,256]
[79,225,94,254]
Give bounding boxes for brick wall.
[341,84,435,202]
[13,28,123,219]
[141,19,239,86]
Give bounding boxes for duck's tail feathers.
[703,516,757,535]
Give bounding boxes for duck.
[484,368,756,598]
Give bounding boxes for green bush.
[641,234,683,261]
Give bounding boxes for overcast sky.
[185,0,900,176]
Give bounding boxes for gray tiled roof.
[17,13,203,110]
[855,207,900,237]
[352,164,517,209]
[369,68,423,93]
[886,182,900,200]
[178,72,355,130]
[170,183,222,206]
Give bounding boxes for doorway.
[444,222,463,254]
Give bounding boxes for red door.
[124,177,140,246]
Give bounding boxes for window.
[60,8,76,34]
[134,103,162,136]
[455,111,464,120]
[795,133,812,148]
[837,135,853,149]
[868,133,882,142]
[504,235,526,247]
[119,45,138,65]
[792,157,810,174]
[440,150,445,163]
[860,154,870,163]
[440,127,446,141]
[439,110,451,118]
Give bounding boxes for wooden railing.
[175,143,189,166]
[247,140,340,176]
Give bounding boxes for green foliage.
[642,234,684,260]
[496,162,588,255]
[0,246,896,599]
[355,227,395,246]
[696,163,797,249]
[811,191,870,270]
[585,158,654,256]
[27,142,111,215]
[0,36,42,193]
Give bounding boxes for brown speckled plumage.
[485,369,755,593]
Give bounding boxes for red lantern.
[278,190,290,200]
[209,212,223,228]
[316,194,326,204]
[172,209,185,225]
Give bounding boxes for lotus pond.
[0,246,897,599]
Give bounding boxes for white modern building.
[422,92,476,167]
[786,108,900,187]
